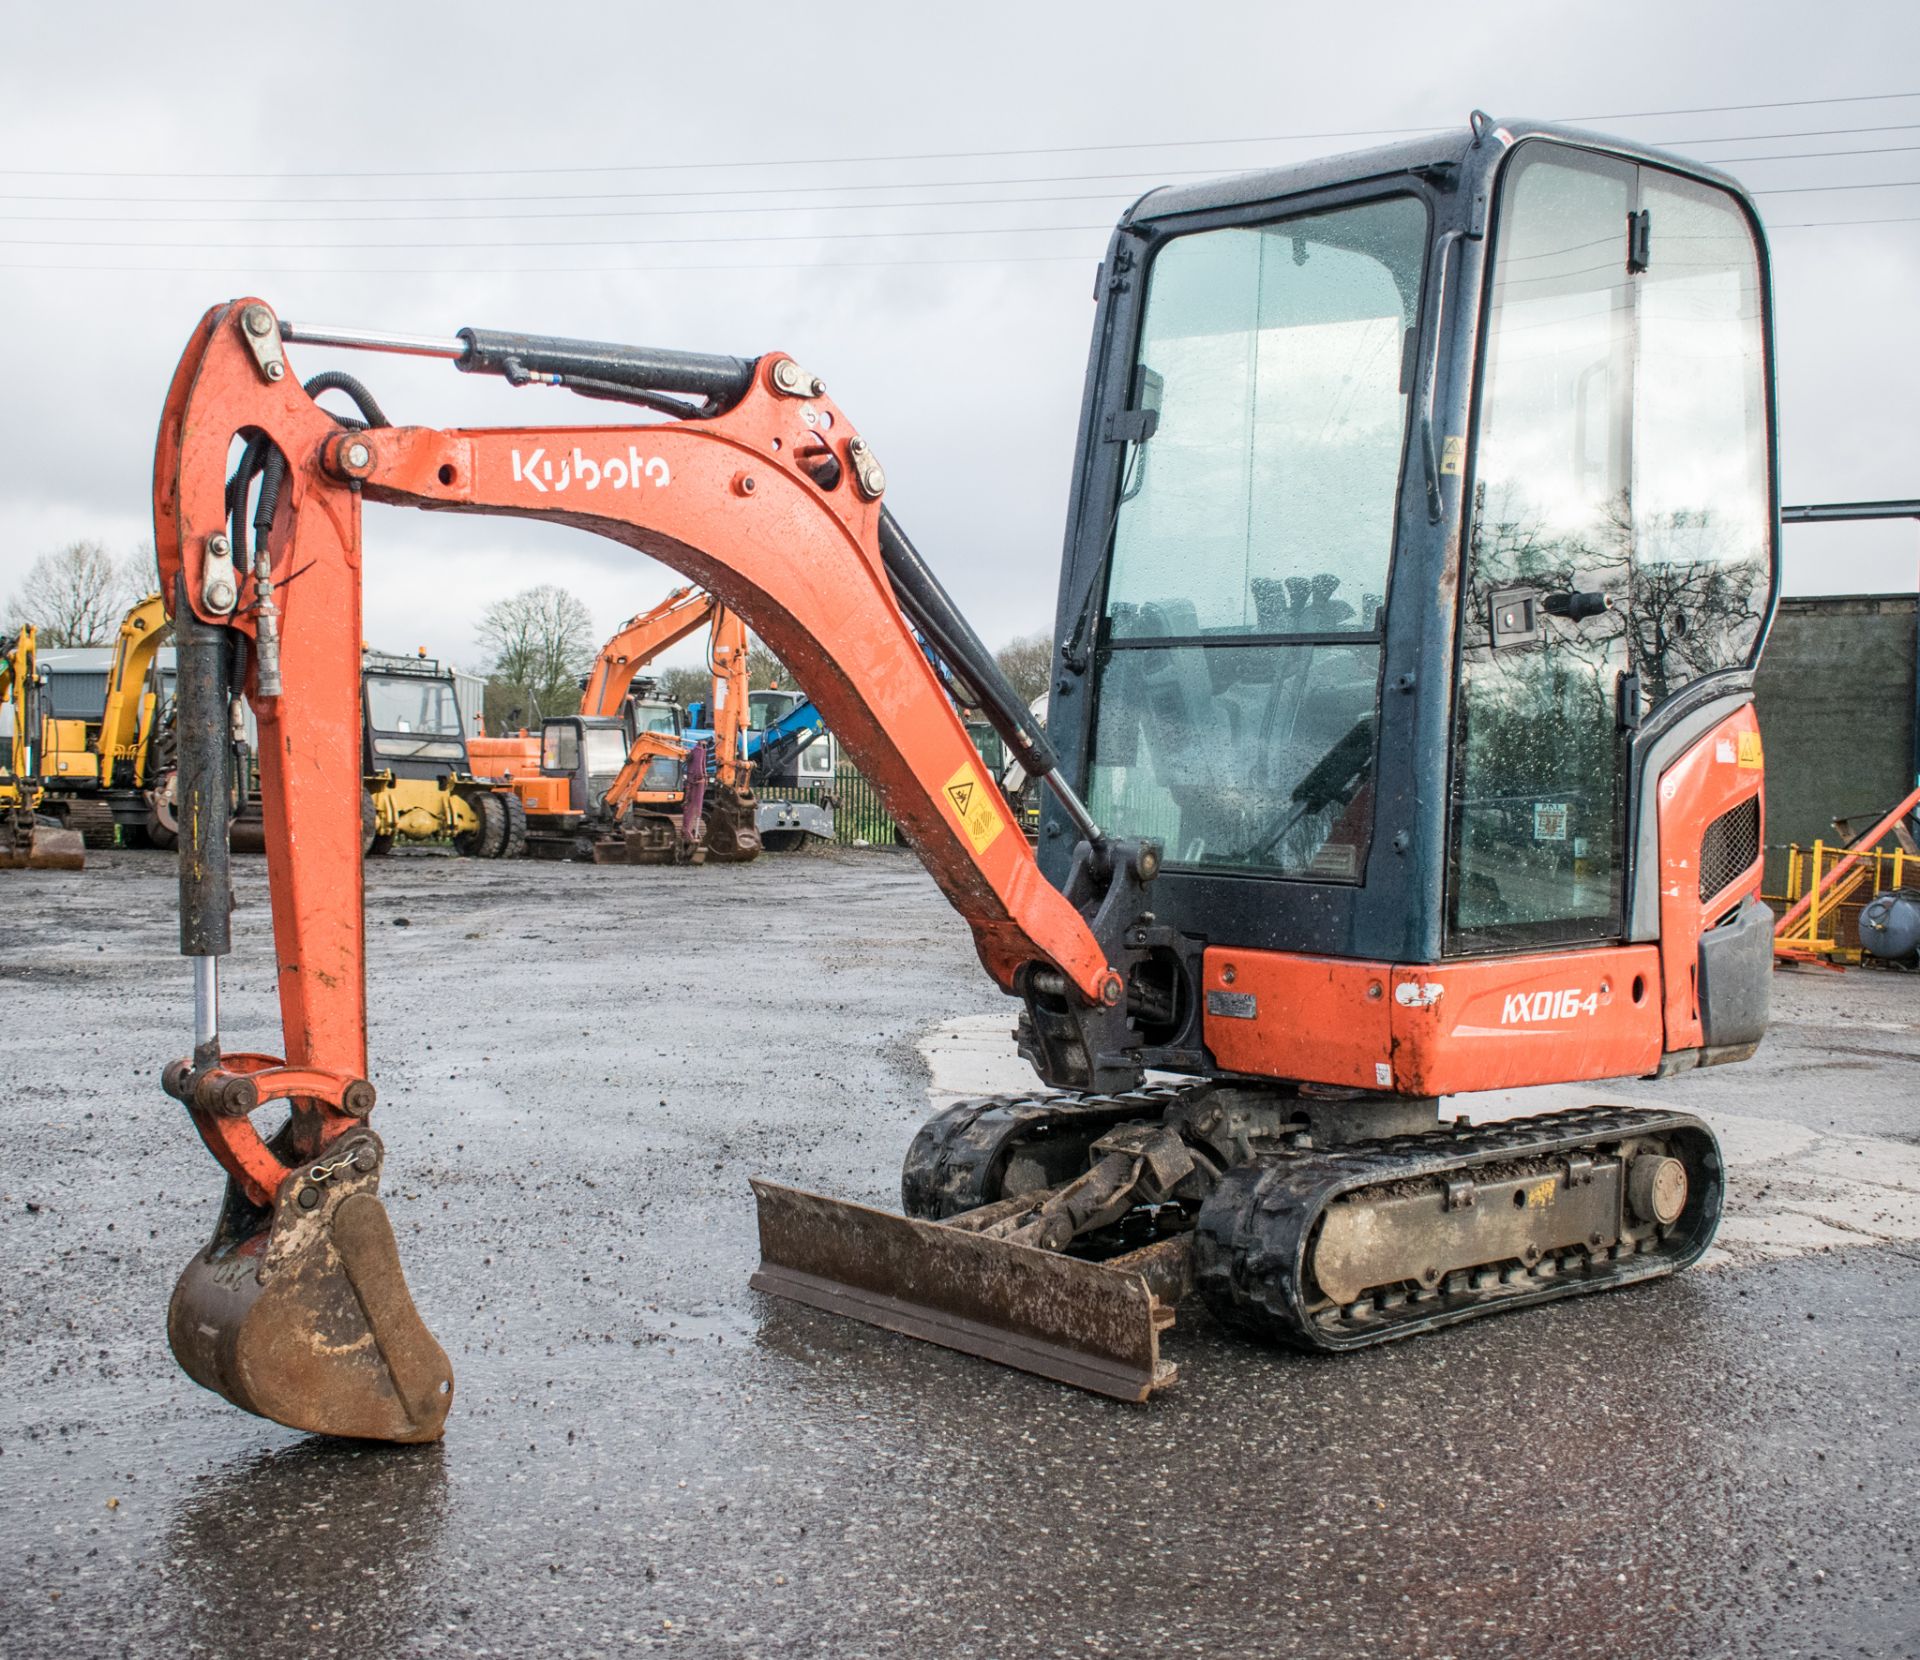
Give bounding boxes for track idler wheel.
[169,1129,452,1443]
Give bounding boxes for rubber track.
[902,1092,1723,1356]
[901,1086,1193,1220]
[1191,1105,1723,1352]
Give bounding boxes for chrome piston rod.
[279,321,464,358]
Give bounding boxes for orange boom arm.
[154,299,1126,1212]
[579,583,715,717]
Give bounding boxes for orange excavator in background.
[472,583,761,861]
[154,116,1775,1441]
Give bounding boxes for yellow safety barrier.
[1770,839,1917,961]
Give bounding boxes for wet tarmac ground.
[2,848,1916,1658]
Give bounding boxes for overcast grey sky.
[1,0,1914,675]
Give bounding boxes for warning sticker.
[1439,435,1465,475]
[942,761,1006,855]
[1737,731,1763,770]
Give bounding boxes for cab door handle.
[1542,589,1612,621]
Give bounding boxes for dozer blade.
[169,1130,452,1443]
[749,1180,1176,1402]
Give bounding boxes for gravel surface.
[1,847,1915,1658]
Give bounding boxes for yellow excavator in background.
[37,591,263,851]
[0,625,86,870]
[41,592,179,847]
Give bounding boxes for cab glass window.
[1448,144,1773,948]
[1089,193,1427,876]
[543,723,579,774]
[1628,171,1771,703]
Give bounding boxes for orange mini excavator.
[155,116,1776,1439]
[474,583,761,862]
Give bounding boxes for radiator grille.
[1699,795,1761,902]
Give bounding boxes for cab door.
[1448,142,1773,951]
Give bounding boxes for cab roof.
[1125,117,1750,225]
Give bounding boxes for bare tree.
[3,540,137,645]
[475,584,595,722]
[653,664,710,709]
[123,541,162,602]
[994,630,1054,704]
[746,639,788,690]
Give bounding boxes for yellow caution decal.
[1737,731,1763,769]
[942,761,1006,855]
[1525,1177,1557,1209]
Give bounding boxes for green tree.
[747,638,787,690]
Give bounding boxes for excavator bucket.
[28,821,86,869]
[0,811,85,870]
[749,1180,1176,1402]
[169,1132,452,1442]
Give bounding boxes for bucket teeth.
[750,1179,1178,1402]
[169,1131,452,1443]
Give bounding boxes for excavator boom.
[152,302,1133,1437]
[579,584,715,716]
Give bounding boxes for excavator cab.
[540,713,645,814]
[1027,119,1775,1083]
[0,626,87,870]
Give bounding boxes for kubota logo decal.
[1501,988,1600,1024]
[510,446,671,494]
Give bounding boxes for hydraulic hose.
[876,509,1057,780]
[876,509,1105,849]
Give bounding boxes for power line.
[0,166,1254,209]
[0,189,1135,228]
[4,90,1915,182]
[0,210,1909,281]
[5,123,1920,216]
[0,222,1120,253]
[12,143,1920,228]
[9,172,1920,252]
[1753,178,1920,194]
[0,251,1101,277]
[9,121,1919,210]
[1702,141,1920,165]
